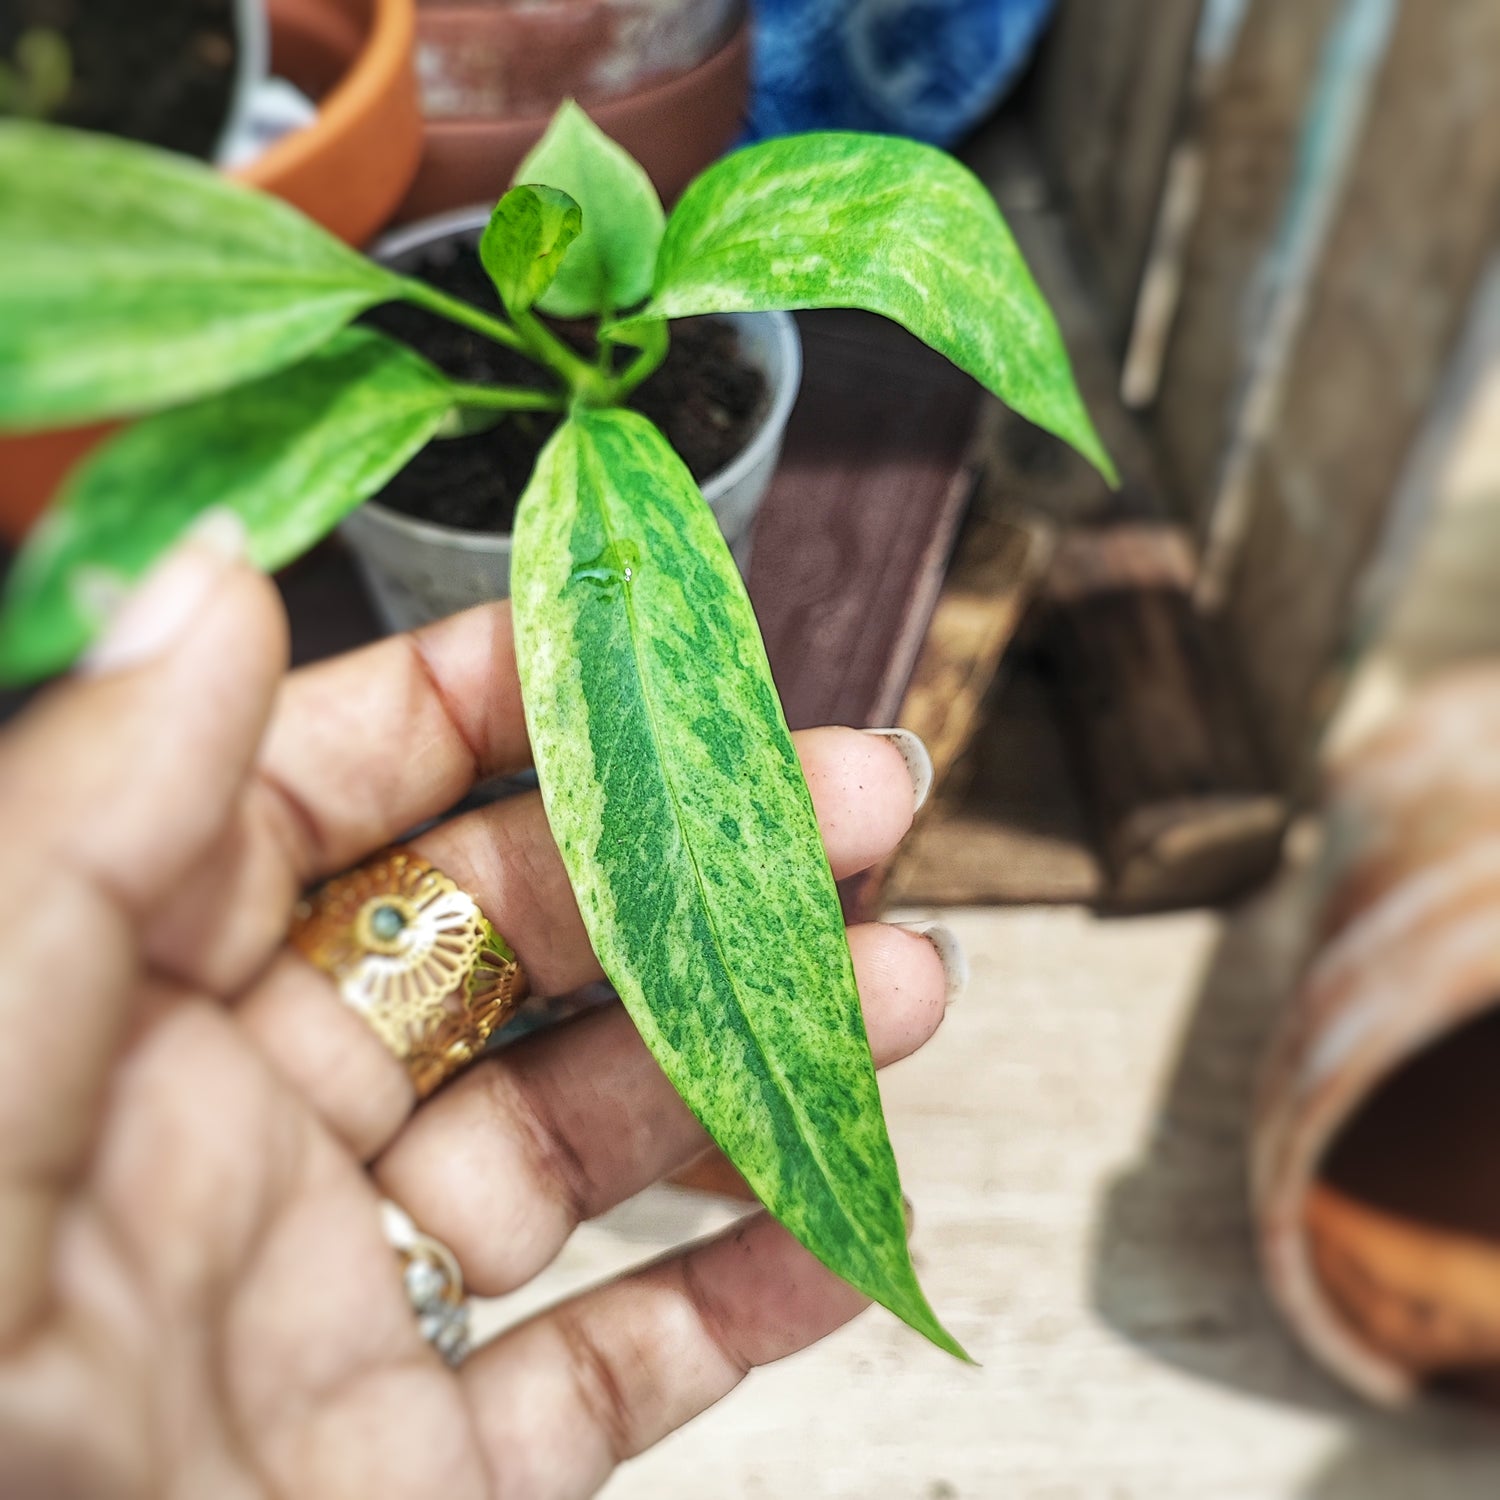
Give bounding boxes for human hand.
[0,519,957,1499]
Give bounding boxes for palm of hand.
[0,541,947,1499]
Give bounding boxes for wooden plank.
[962,119,1169,530]
[1222,0,1500,784]
[862,456,1059,910]
[1149,0,1342,532]
[1033,0,1205,347]
[746,311,980,732]
[883,661,1105,908]
[1040,522,1285,911]
[895,508,1053,787]
[883,121,1289,913]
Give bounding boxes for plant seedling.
[0,103,1112,1355]
[0,27,71,121]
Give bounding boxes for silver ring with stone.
[380,1198,472,1367]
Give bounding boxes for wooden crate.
[883,0,1500,913]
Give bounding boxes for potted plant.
[0,105,1112,1354]
[0,0,422,543]
[342,103,799,629]
[1,0,269,161]
[401,0,748,220]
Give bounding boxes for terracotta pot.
[0,0,422,546]
[414,0,741,119]
[396,15,749,223]
[245,0,422,243]
[1255,666,1500,1408]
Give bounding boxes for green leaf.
[510,406,965,1357]
[600,312,669,397]
[635,132,1116,483]
[0,122,401,430]
[480,184,583,317]
[513,101,664,320]
[0,329,455,683]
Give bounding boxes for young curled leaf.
[514,101,664,320]
[480,184,583,317]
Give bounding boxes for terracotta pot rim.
[417,16,748,142]
[1256,907,1500,1406]
[239,0,417,193]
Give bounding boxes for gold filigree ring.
[289,846,527,1097]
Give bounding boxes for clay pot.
[1255,666,1500,1407]
[413,0,740,118]
[396,9,749,223]
[0,0,422,546]
[245,0,421,243]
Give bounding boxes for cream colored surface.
[473,894,1500,1497]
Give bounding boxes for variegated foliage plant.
[0,104,1111,1354]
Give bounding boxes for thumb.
[0,510,288,1337]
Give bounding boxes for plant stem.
[398,277,531,355]
[605,323,671,403]
[512,308,613,404]
[449,383,565,412]
[399,274,616,404]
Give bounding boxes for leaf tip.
[1056,400,1118,491]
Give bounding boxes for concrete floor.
[474,887,1500,1497]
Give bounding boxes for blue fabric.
[747,0,1057,147]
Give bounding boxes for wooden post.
[1034,0,1206,348]
[1190,0,1500,783]
[1039,523,1285,910]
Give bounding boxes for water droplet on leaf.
[568,540,642,591]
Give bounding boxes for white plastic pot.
[338,206,802,634]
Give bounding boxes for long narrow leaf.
[511,406,964,1356]
[635,132,1115,482]
[0,329,456,682]
[0,124,402,428]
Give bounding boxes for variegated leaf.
[636,131,1115,482]
[510,405,965,1357]
[0,123,400,428]
[0,329,456,683]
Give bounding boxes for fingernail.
[81,509,247,677]
[897,920,969,1004]
[863,727,933,812]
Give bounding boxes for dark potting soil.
[366,242,768,535]
[2,0,237,159]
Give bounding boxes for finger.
[0,520,286,1337]
[415,724,923,998]
[237,728,923,1157]
[141,600,528,992]
[375,923,952,1295]
[257,598,531,870]
[461,1209,875,1500]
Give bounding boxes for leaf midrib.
[582,424,880,1272]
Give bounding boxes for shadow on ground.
[1086,835,1500,1496]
